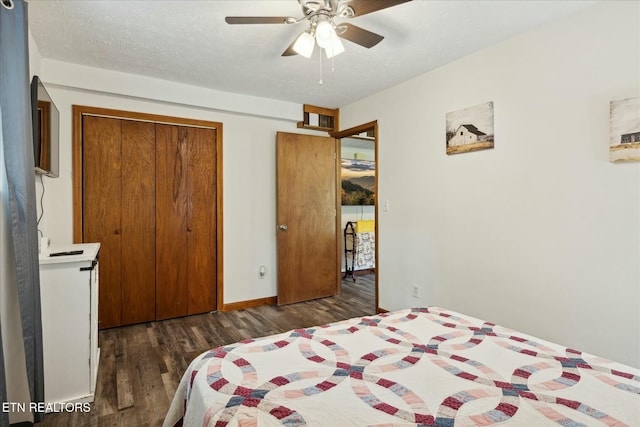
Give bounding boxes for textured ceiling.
[28,0,598,108]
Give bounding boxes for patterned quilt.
[163,307,639,426]
[355,232,375,269]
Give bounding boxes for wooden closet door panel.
[155,124,189,320]
[186,127,217,315]
[121,120,156,324]
[83,116,122,329]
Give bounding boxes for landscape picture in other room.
[341,158,375,205]
[446,101,495,155]
[610,97,640,162]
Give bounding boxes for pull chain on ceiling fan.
[225,0,412,59]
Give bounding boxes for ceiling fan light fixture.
[334,24,348,35]
[337,5,355,18]
[292,31,315,58]
[228,0,403,60]
[315,19,336,48]
[300,0,321,12]
[324,36,345,58]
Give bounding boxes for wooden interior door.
[83,116,157,328]
[83,116,123,329]
[186,127,217,314]
[155,124,189,320]
[276,132,338,305]
[156,124,217,319]
[120,120,156,325]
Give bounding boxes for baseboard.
[376,307,388,314]
[222,296,277,312]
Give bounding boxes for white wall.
[340,1,640,368]
[34,60,326,306]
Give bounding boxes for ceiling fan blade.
[225,16,291,25]
[282,39,299,56]
[337,23,384,48]
[344,0,411,17]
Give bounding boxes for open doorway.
[332,122,378,312]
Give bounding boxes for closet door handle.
[278,224,288,231]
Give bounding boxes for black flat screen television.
[30,75,59,177]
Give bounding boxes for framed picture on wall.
[341,158,375,205]
[446,101,495,155]
[610,97,640,163]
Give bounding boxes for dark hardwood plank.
[93,331,117,417]
[115,354,134,410]
[40,275,375,426]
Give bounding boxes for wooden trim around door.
[330,121,376,139]
[72,105,225,312]
[335,137,342,295]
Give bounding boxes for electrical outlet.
[259,265,266,279]
[412,285,419,298]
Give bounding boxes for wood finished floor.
[41,274,375,427]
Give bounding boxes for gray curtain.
[0,0,45,424]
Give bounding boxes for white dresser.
[39,242,100,404]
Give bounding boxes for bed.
[163,307,639,426]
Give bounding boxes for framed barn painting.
[610,97,640,162]
[446,101,494,155]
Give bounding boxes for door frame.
[71,105,225,312]
[331,121,380,312]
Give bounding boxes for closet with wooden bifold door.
[80,110,220,329]
[155,124,217,320]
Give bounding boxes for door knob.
[278,224,288,231]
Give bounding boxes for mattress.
[163,307,639,426]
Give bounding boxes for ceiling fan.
[225,0,412,59]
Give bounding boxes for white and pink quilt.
[164,307,639,426]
